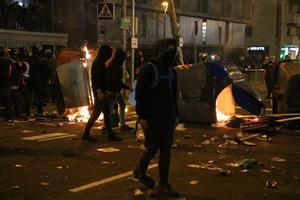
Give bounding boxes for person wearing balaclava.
[82,44,122,142]
[133,39,180,197]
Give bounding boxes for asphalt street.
[0,110,300,200]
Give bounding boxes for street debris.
[240,169,248,173]
[128,145,144,150]
[21,130,33,133]
[97,147,120,153]
[219,169,233,176]
[183,134,191,139]
[70,136,78,140]
[193,144,203,149]
[202,140,211,145]
[271,157,286,162]
[188,152,192,155]
[133,188,144,196]
[136,130,144,143]
[242,141,257,146]
[56,166,63,169]
[40,182,50,186]
[176,123,187,131]
[266,180,278,189]
[261,169,271,173]
[225,162,239,167]
[101,161,116,165]
[189,180,199,185]
[11,186,20,189]
[235,159,260,169]
[15,164,26,168]
[172,144,178,148]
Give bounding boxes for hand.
[140,119,149,130]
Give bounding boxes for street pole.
[276,0,282,62]
[131,0,135,88]
[164,13,166,38]
[51,0,54,32]
[122,0,127,82]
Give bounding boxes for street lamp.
[161,1,168,38]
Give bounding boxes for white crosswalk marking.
[21,132,75,142]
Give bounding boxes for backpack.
[148,62,174,92]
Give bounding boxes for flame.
[215,85,235,125]
[66,106,103,123]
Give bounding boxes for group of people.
[0,46,55,124]
[0,1,62,32]
[83,39,180,197]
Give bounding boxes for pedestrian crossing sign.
[97,2,114,21]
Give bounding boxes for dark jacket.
[106,49,130,92]
[0,57,12,90]
[135,39,179,126]
[91,45,112,93]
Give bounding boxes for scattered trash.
[187,164,201,169]
[189,180,199,185]
[202,134,207,138]
[27,118,36,122]
[15,164,26,168]
[101,161,116,165]
[236,159,260,169]
[56,166,63,169]
[271,157,286,162]
[21,130,33,133]
[97,147,120,153]
[183,134,191,139]
[11,186,20,189]
[266,180,278,189]
[136,130,145,143]
[242,141,257,146]
[208,160,215,164]
[133,188,144,196]
[188,163,223,171]
[202,140,211,145]
[58,122,64,127]
[70,136,78,140]
[40,182,50,186]
[225,163,239,167]
[261,169,271,173]
[176,123,186,131]
[128,145,144,150]
[258,135,272,143]
[172,144,178,148]
[240,169,248,173]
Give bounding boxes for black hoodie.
[91,44,112,93]
[106,48,130,92]
[135,39,179,126]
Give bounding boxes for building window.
[142,14,147,37]
[201,19,207,43]
[245,26,253,37]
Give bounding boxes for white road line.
[38,134,76,142]
[21,132,75,142]
[70,163,158,192]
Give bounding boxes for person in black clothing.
[133,39,180,197]
[106,48,133,131]
[0,47,14,125]
[82,45,122,142]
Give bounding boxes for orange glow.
[66,106,103,122]
[215,85,235,124]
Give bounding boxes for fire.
[66,106,103,123]
[215,85,235,124]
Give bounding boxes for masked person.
[82,45,122,142]
[106,48,133,131]
[133,39,180,197]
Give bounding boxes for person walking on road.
[106,48,133,131]
[82,45,122,142]
[133,39,180,197]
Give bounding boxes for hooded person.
[106,48,133,131]
[82,44,122,142]
[133,39,180,197]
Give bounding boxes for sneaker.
[133,170,155,188]
[158,183,179,198]
[120,125,134,131]
[81,134,98,143]
[108,133,122,141]
[8,120,15,126]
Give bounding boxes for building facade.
[245,0,300,59]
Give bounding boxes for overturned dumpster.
[273,60,300,113]
[176,62,265,124]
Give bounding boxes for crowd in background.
[0,0,64,32]
[0,46,55,124]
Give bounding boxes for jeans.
[107,92,127,127]
[135,122,175,185]
[84,91,112,135]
